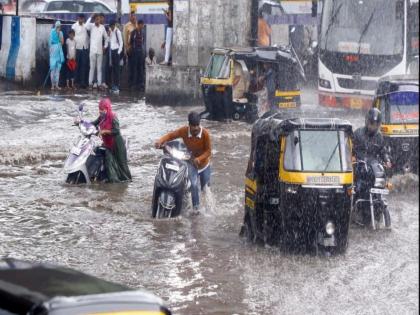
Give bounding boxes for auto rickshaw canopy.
[0,258,171,315]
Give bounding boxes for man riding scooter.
[353,108,392,168]
[155,112,212,213]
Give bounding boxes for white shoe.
[93,83,98,89]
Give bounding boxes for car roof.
[0,259,169,314]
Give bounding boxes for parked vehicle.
[372,75,419,174]
[200,47,304,123]
[38,0,114,13]
[0,258,172,315]
[240,115,354,255]
[152,141,191,219]
[353,158,392,230]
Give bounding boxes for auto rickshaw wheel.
[233,112,241,121]
[383,207,391,229]
[241,214,255,243]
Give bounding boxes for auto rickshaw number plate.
[278,102,297,108]
[370,188,389,195]
[307,176,340,185]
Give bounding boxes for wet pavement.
[0,85,418,314]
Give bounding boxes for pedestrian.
[145,48,157,66]
[129,19,146,91]
[91,98,132,183]
[160,0,173,65]
[258,63,276,111]
[258,10,272,47]
[109,20,124,92]
[49,20,65,91]
[86,14,108,89]
[72,14,89,88]
[101,25,111,89]
[123,11,137,86]
[66,30,77,90]
[155,112,212,213]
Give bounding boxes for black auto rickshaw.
[240,115,354,255]
[0,258,172,315]
[200,47,304,123]
[373,75,419,174]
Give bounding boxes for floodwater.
[0,86,418,314]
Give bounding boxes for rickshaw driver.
[155,112,212,213]
[353,108,392,169]
[233,61,248,100]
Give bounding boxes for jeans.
[111,49,120,88]
[89,53,103,86]
[164,27,173,63]
[132,49,145,89]
[188,164,211,208]
[75,49,88,87]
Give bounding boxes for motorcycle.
[352,158,391,230]
[63,104,107,184]
[152,141,191,219]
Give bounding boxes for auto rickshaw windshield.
[379,91,419,124]
[284,130,352,172]
[204,54,230,79]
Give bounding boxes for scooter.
[152,141,191,219]
[63,104,107,184]
[352,158,391,230]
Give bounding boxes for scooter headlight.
[325,222,335,236]
[374,178,386,188]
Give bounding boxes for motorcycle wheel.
[383,207,391,229]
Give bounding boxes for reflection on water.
[0,88,418,314]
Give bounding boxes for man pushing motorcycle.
[155,112,212,212]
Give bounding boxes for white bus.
[318,0,419,109]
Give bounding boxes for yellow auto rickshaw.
[200,47,305,123]
[373,75,419,174]
[240,115,354,255]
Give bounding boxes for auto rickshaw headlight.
[325,222,335,236]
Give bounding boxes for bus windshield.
[381,91,420,124]
[204,54,230,79]
[320,0,404,56]
[284,130,352,172]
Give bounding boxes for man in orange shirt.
[155,112,212,211]
[258,11,272,47]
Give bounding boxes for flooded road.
[0,86,418,314]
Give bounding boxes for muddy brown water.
[0,87,418,314]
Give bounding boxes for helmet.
[365,108,382,135]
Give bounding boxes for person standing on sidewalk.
[65,30,77,90]
[86,14,108,89]
[160,0,173,66]
[123,11,137,87]
[49,21,65,90]
[129,20,146,91]
[109,20,123,93]
[72,14,89,89]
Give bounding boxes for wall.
[172,0,252,67]
[0,15,37,84]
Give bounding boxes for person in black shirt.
[129,19,146,91]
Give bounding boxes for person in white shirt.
[71,14,89,88]
[65,30,77,89]
[86,14,108,89]
[109,20,123,92]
